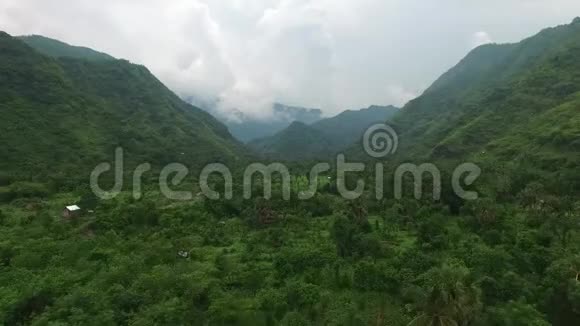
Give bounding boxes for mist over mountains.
[249,105,399,160]
[0,14,580,326]
[187,99,324,142]
[0,32,245,182]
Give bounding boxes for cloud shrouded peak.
[471,31,493,48]
[2,0,580,118]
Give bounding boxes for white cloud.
[472,31,493,48]
[1,0,580,118]
[385,85,419,107]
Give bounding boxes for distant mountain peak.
[272,103,323,124]
[365,104,399,111]
[189,100,324,142]
[287,120,310,129]
[250,104,399,160]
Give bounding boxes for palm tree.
[408,263,482,326]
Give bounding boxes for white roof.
[66,205,81,211]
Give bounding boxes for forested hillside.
[0,19,579,326]
[310,105,399,150]
[249,121,333,160]
[387,19,580,194]
[251,105,398,160]
[18,35,115,61]
[0,32,244,187]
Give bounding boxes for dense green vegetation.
[310,105,399,149]
[249,121,333,161]
[0,32,245,188]
[385,19,580,189]
[0,18,579,326]
[251,106,398,160]
[0,172,578,325]
[18,35,115,62]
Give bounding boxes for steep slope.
[249,121,333,161]
[250,105,399,160]
[386,18,580,192]
[0,32,244,183]
[18,35,115,61]
[311,105,399,148]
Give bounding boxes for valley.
[0,17,579,326]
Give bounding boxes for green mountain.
[250,105,398,160]
[2,20,580,326]
[249,121,333,160]
[311,105,399,148]
[382,18,580,192]
[18,35,115,61]
[0,32,244,184]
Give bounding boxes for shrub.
[0,172,12,186]
[0,187,14,203]
[9,182,50,198]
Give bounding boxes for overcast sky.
[2,0,580,119]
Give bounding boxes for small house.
[62,205,81,219]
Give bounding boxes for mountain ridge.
[378,17,580,194]
[0,32,245,185]
[250,105,399,160]
[17,34,115,61]
[187,100,324,143]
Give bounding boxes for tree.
[409,262,482,326]
[332,216,357,257]
[78,191,99,210]
[480,301,550,326]
[280,311,309,326]
[526,252,580,324]
[543,196,578,246]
